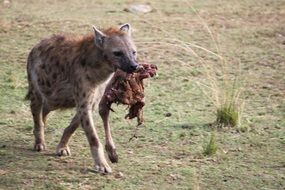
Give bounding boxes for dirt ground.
[0,0,284,189]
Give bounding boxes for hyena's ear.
[93,26,106,49]
[120,23,131,35]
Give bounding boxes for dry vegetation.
[0,0,284,189]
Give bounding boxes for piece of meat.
[102,63,157,125]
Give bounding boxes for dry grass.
[0,0,284,189]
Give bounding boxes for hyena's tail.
[25,87,32,100]
[25,70,33,101]
[25,50,34,101]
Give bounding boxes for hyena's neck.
[75,40,115,85]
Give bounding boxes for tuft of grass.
[216,104,239,127]
[139,2,246,128]
[184,3,245,128]
[203,132,218,156]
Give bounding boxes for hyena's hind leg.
[29,92,46,151]
[42,102,50,125]
[56,113,80,156]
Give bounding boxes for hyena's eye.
[132,51,136,56]
[113,51,123,57]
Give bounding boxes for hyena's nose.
[126,61,139,73]
[130,64,138,71]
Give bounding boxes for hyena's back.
[26,34,86,110]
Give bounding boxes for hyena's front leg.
[99,98,118,163]
[56,113,80,156]
[79,103,112,174]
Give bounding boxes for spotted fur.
[26,24,138,174]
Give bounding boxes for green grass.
[0,0,285,189]
[216,105,239,127]
[203,132,218,156]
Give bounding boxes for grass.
[0,0,285,189]
[185,3,244,128]
[216,105,239,127]
[203,132,218,156]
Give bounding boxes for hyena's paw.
[34,143,46,152]
[105,144,118,163]
[92,146,112,174]
[94,160,112,174]
[56,145,71,156]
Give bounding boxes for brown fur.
[103,27,125,36]
[26,24,138,174]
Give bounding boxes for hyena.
[26,23,138,174]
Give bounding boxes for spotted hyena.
[25,23,138,174]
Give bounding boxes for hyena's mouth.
[124,67,137,74]
[135,65,144,72]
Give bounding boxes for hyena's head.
[93,23,138,73]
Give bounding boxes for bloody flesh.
[102,63,157,125]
